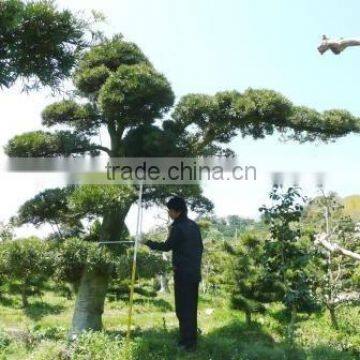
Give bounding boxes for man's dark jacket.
[145,213,203,282]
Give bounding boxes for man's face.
[167,208,182,220]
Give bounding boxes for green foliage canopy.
[0,0,91,88]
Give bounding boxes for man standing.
[143,196,203,352]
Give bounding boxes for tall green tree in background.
[260,186,320,343]
[230,232,280,326]
[0,0,98,89]
[5,30,360,337]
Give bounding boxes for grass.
[0,288,359,359]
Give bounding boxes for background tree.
[260,186,320,343]
[230,231,280,326]
[143,225,172,294]
[304,191,360,328]
[197,216,266,295]
[0,221,14,242]
[201,231,233,294]
[0,0,101,89]
[5,33,360,336]
[0,236,54,307]
[199,215,276,240]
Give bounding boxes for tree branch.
[60,145,111,156]
[92,145,111,155]
[330,292,360,305]
[314,233,360,261]
[318,35,360,55]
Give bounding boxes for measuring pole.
[126,182,144,340]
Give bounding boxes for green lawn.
[0,288,359,359]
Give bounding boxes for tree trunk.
[158,253,170,293]
[69,267,109,338]
[245,310,252,327]
[21,282,29,308]
[158,274,169,293]
[329,306,339,330]
[99,206,131,248]
[69,203,133,338]
[286,305,297,345]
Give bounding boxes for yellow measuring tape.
[126,182,143,341]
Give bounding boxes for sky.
[1,0,360,235]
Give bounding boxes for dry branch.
[330,292,360,305]
[314,233,360,261]
[318,35,360,55]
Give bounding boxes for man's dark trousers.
[174,271,199,347]
[144,213,203,347]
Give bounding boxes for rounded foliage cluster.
[74,34,175,127]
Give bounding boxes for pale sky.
[1,0,360,236]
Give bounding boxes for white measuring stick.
[133,182,143,263]
[126,182,144,340]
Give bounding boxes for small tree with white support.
[304,191,360,328]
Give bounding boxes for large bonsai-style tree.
[5,34,360,336]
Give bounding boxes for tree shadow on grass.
[114,320,357,360]
[268,307,325,338]
[270,308,315,323]
[132,298,173,312]
[0,294,16,307]
[108,286,158,302]
[24,301,65,321]
[203,322,357,359]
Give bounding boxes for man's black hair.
[166,196,187,214]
